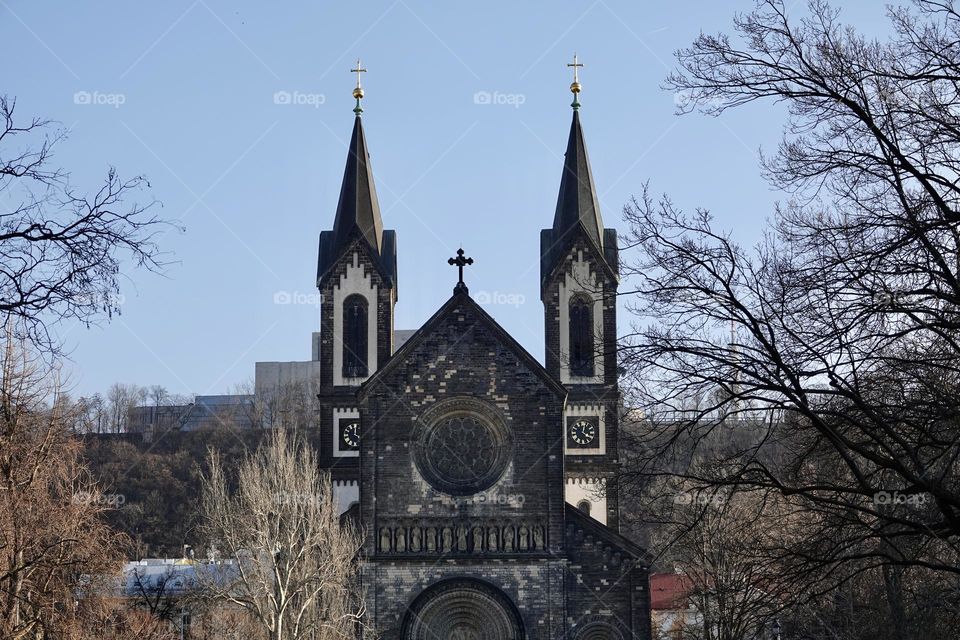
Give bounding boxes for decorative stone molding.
[558,249,604,384]
[401,578,524,640]
[375,518,546,555]
[572,615,627,640]
[332,252,378,386]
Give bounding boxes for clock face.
[341,420,360,450]
[568,418,597,448]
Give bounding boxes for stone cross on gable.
[448,248,474,295]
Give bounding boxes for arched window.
[577,500,592,516]
[569,295,594,376]
[342,294,368,378]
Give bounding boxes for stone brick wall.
[564,515,652,639]
[357,296,570,636]
[542,232,623,532]
[360,560,567,639]
[316,237,394,472]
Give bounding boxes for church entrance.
[400,578,525,640]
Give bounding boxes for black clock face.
[341,420,360,450]
[567,418,597,448]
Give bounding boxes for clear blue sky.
[2,1,888,399]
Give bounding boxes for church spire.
[318,64,396,288]
[540,55,617,295]
[551,63,604,252]
[331,112,383,254]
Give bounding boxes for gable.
[317,228,397,291]
[566,503,652,563]
[540,226,618,300]
[358,292,567,400]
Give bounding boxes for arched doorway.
[401,578,525,640]
[573,619,625,640]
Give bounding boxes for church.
[274,61,652,639]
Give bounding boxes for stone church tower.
[541,98,623,532]
[310,64,651,640]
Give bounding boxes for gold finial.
[567,53,583,110]
[351,58,367,114]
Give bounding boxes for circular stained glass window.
[413,400,511,496]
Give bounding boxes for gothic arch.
[568,293,594,376]
[401,578,525,640]
[342,293,368,377]
[572,618,625,640]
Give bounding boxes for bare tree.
[125,565,183,638]
[72,393,107,434]
[198,429,363,640]
[185,603,261,640]
[0,95,169,352]
[620,0,960,584]
[148,385,169,408]
[106,382,142,433]
[652,483,793,640]
[0,333,127,638]
[247,378,321,431]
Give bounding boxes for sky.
[1,1,890,399]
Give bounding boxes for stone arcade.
[295,63,652,639]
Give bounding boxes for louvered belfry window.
[569,295,594,377]
[343,294,368,378]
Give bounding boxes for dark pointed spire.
[540,59,618,296]
[317,66,396,291]
[332,114,383,254]
[552,109,604,251]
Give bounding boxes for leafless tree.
[106,382,142,433]
[0,95,169,353]
[72,393,107,434]
[185,603,261,640]
[198,429,363,640]
[245,378,320,431]
[148,386,169,408]
[0,333,128,638]
[124,565,183,637]
[619,0,960,590]
[650,481,794,640]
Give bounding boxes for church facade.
[307,78,652,639]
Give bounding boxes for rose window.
[413,401,511,496]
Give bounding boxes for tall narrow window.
[569,295,594,376]
[343,294,368,378]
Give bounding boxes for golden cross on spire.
[351,59,367,90]
[351,58,367,115]
[567,53,583,110]
[567,53,583,85]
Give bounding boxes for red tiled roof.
[650,573,694,610]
